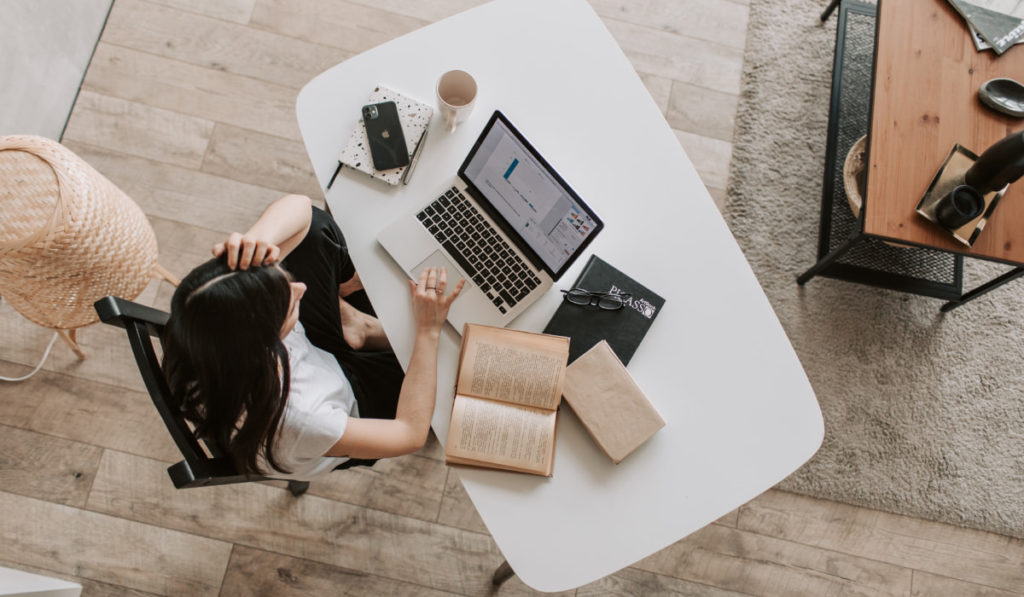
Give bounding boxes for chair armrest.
[94,296,170,333]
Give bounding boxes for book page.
[446,395,556,475]
[456,324,568,410]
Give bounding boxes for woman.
[162,194,464,480]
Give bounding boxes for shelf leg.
[797,234,861,285]
[941,266,1024,312]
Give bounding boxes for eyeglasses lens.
[597,295,624,310]
[565,289,592,305]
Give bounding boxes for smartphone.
[362,101,409,170]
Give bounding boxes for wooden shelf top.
[865,0,1024,264]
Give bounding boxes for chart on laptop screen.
[464,119,597,271]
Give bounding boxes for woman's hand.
[212,232,281,270]
[408,267,465,333]
[211,194,312,270]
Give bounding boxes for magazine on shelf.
[948,0,1024,55]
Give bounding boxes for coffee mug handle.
[445,110,457,133]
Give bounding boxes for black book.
[543,255,665,365]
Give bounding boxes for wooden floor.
[1,1,1023,595]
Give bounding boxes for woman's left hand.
[212,232,282,270]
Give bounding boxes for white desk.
[297,0,823,591]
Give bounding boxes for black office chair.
[94,295,311,496]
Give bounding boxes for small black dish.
[978,78,1024,118]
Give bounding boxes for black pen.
[402,128,430,185]
[326,161,343,190]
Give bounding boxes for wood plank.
[603,17,744,96]
[86,449,506,596]
[221,545,460,596]
[436,468,488,534]
[0,490,231,596]
[639,73,673,116]
[0,561,161,597]
[270,453,448,524]
[708,187,728,212]
[0,368,179,463]
[738,489,1024,594]
[63,140,282,234]
[250,0,427,54]
[591,0,749,50]
[715,508,740,528]
[0,293,158,392]
[912,570,1022,597]
[62,90,214,169]
[634,522,913,597]
[200,123,323,200]
[0,425,102,508]
[667,81,738,143]
[420,428,446,461]
[674,129,733,191]
[101,0,349,89]
[145,0,255,24]
[578,566,751,597]
[336,0,486,22]
[83,43,304,141]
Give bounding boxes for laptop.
[377,110,603,332]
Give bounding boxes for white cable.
[0,331,59,382]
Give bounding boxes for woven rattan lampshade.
[0,135,173,357]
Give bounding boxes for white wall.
[0,0,113,140]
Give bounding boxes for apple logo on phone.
[382,130,391,139]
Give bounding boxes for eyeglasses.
[561,288,632,310]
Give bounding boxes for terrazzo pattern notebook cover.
[339,86,433,185]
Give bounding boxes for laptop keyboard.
[417,186,542,314]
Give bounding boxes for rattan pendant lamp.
[0,135,178,361]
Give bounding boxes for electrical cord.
[0,331,59,382]
[0,296,61,382]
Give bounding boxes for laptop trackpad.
[410,250,472,288]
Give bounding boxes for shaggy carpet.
[725,0,1024,538]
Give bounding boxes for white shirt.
[261,322,359,480]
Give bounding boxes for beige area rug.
[725,0,1024,538]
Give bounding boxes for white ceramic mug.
[436,69,477,132]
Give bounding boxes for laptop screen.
[460,112,602,276]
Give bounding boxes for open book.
[444,323,570,477]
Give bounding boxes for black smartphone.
[362,101,409,170]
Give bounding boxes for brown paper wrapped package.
[562,341,665,463]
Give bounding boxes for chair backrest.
[94,295,268,489]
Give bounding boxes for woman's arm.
[325,267,465,459]
[213,194,312,269]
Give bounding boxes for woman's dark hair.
[162,257,293,476]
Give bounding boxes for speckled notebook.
[338,86,433,186]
